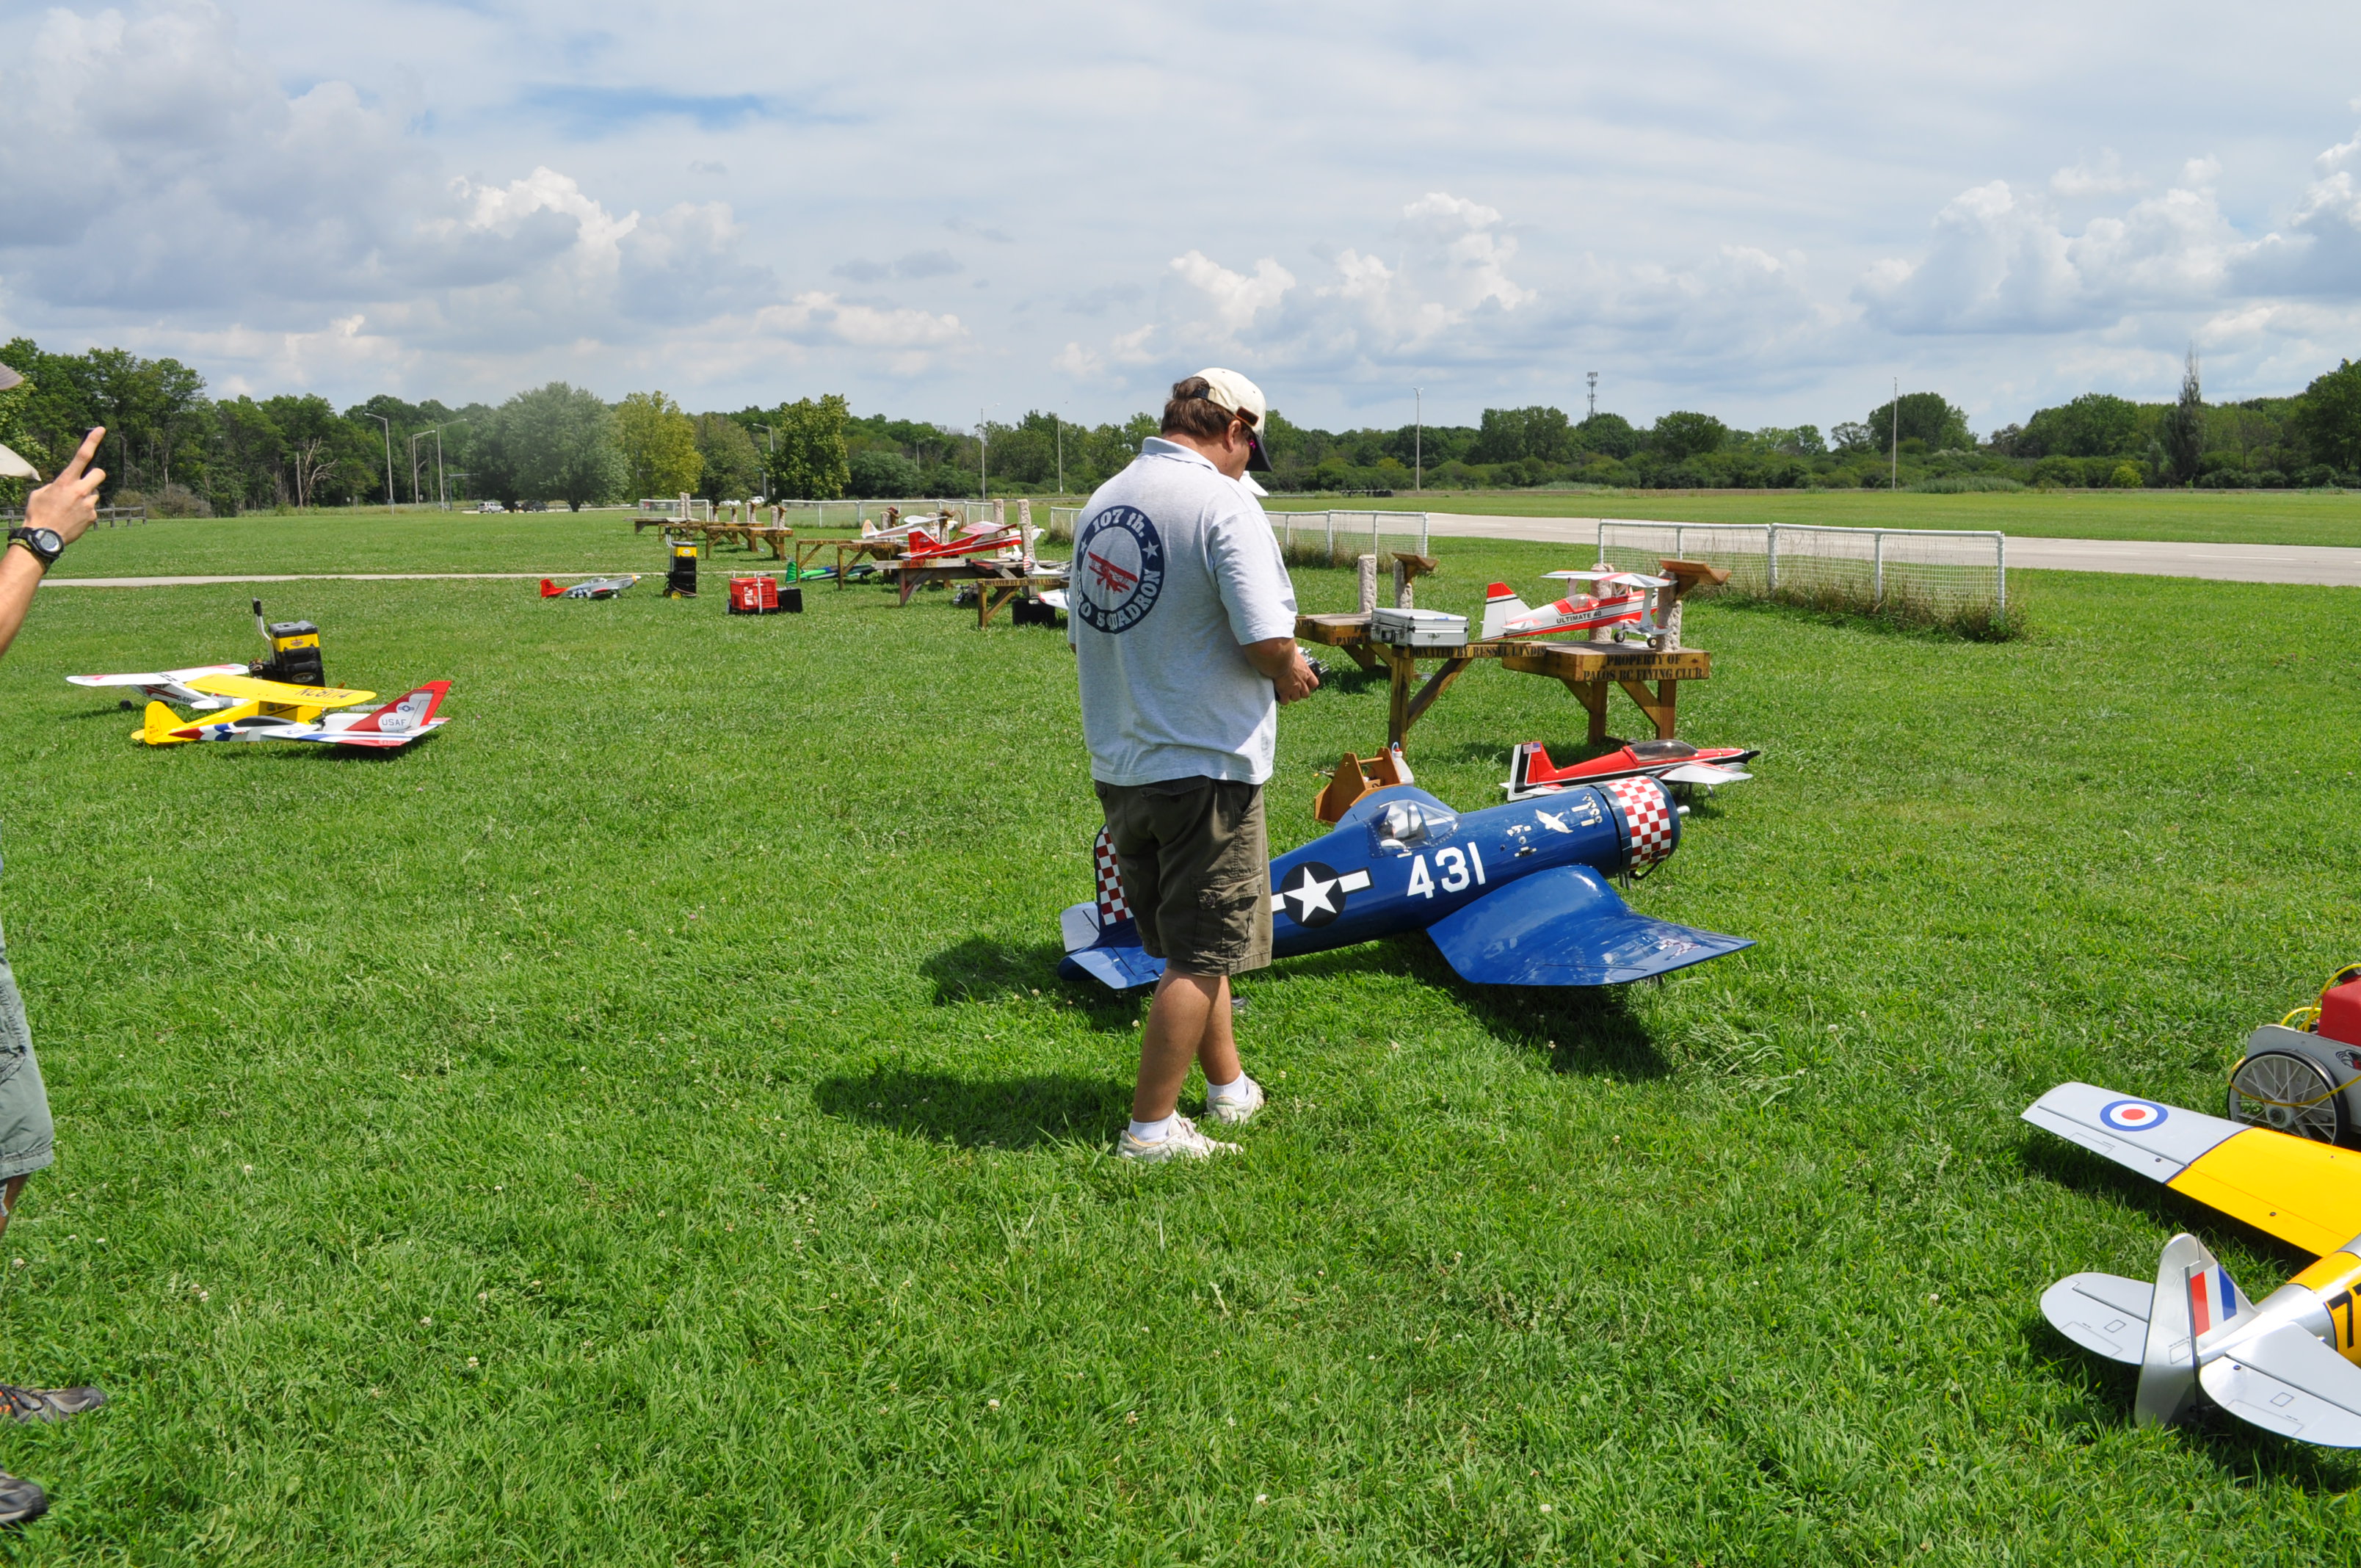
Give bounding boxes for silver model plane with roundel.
[1060,776,1750,992]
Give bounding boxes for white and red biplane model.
[1481,570,1672,642]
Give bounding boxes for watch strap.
[7,528,60,567]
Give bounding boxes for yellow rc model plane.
[2025,1081,2361,1447]
[137,675,451,749]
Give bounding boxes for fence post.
[1418,512,1429,554]
[1324,512,1335,558]
[1371,511,1380,563]
[1873,530,1885,607]
[1766,526,1780,594]
[1995,533,2007,621]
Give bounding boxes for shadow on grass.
[2017,1313,2361,1492]
[1265,933,1675,1082]
[813,1067,1127,1149]
[922,936,1145,1034]
[2013,1131,2315,1272]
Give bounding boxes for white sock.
[1128,1114,1176,1143]
[1206,1072,1254,1104]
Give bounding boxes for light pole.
[978,406,990,501]
[437,421,463,510]
[752,423,777,503]
[1890,376,1900,492]
[407,428,431,504]
[1414,387,1422,493]
[366,413,395,514]
[1054,412,1062,496]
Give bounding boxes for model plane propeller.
[1061,777,1751,992]
[2024,1082,2361,1447]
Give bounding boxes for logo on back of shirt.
[1073,506,1164,634]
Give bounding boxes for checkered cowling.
[1603,777,1678,870]
[1093,827,1131,926]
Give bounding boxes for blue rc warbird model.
[1059,763,1751,992]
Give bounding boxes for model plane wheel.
[2227,1049,2350,1144]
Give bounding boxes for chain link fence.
[1590,519,2009,637]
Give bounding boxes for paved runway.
[1415,514,2361,587]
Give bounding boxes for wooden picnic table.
[659,522,793,559]
[813,536,902,585]
[1295,612,1712,749]
[885,558,1070,625]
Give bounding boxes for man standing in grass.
[0,382,114,1524]
[1071,370,1319,1163]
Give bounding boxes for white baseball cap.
[1188,367,1273,472]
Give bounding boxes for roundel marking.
[1073,506,1166,634]
[2099,1099,2169,1133]
[1276,861,1349,928]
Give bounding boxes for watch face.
[30,531,59,553]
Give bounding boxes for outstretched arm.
[0,429,106,663]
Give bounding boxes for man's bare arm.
[1242,636,1319,703]
[0,429,107,662]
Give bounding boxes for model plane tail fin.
[2136,1233,2237,1427]
[540,578,564,598]
[1480,583,1528,641]
[1504,740,1562,798]
[345,681,449,734]
[140,700,193,747]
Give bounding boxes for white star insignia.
[1286,873,1338,918]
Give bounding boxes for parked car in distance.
[474,500,505,513]
[518,499,550,512]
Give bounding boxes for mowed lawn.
[1263,487,2361,550]
[0,516,2354,1563]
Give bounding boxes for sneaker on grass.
[1205,1075,1265,1126]
[0,1385,104,1423]
[0,1469,46,1525]
[1118,1115,1241,1164]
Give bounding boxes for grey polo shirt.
[1070,438,1299,787]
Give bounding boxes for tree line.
[5,334,2360,514]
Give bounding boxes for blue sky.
[5,0,2361,435]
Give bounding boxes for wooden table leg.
[1562,678,1611,746]
[1403,656,1475,735]
[1341,642,1381,672]
[1615,678,1678,739]
[1385,647,1414,746]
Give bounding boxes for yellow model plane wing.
[186,674,375,708]
[2025,1081,2361,1257]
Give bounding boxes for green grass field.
[0,519,2356,1562]
[65,487,2361,576]
[1261,489,2361,550]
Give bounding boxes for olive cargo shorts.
[1094,777,1272,977]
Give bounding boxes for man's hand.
[1242,636,1320,704]
[25,428,106,545]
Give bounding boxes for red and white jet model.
[1504,738,1757,800]
[1481,570,1671,642]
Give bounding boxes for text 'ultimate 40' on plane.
[2024,965,2361,1448]
[1061,764,1750,992]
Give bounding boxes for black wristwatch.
[7,528,62,570]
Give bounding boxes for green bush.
[2108,462,2143,489]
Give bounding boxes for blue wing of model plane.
[1425,863,1753,985]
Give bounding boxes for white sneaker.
[1117,1114,1241,1163]
[1205,1075,1265,1126]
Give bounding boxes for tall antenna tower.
[1585,371,1598,418]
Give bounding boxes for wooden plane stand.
[1294,612,1713,749]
